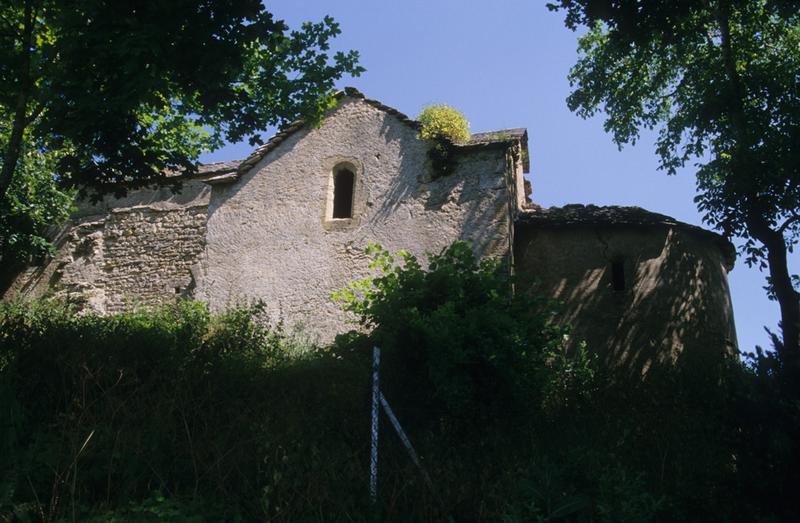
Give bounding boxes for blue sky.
[202,0,798,353]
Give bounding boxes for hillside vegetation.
[1,243,797,521]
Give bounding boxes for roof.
[163,159,243,185]
[199,87,529,184]
[197,160,242,174]
[517,204,736,269]
[464,128,529,172]
[469,128,527,144]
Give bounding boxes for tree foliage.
[548,0,800,387]
[0,0,363,261]
[0,108,73,264]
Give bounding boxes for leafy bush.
[416,105,470,144]
[0,300,369,522]
[334,241,593,426]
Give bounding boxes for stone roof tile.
[196,160,242,174]
[463,128,529,172]
[517,204,736,269]
[468,128,527,144]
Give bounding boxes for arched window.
[332,167,355,219]
[323,159,362,229]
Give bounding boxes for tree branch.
[26,103,45,125]
[778,213,800,235]
[715,0,800,380]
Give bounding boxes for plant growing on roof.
[417,105,471,144]
[416,105,471,178]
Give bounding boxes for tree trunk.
[747,213,800,390]
[0,0,34,204]
[716,1,800,387]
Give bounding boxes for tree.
[0,108,73,265]
[0,0,363,262]
[548,0,800,390]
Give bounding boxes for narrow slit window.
[611,259,626,291]
[332,168,355,219]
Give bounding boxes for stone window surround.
[322,156,367,230]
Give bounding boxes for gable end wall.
[197,97,515,341]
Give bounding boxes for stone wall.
[100,206,207,312]
[514,219,737,373]
[4,181,211,313]
[197,96,519,342]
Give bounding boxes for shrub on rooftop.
[416,105,471,178]
[416,104,470,144]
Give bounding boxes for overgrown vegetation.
[2,243,798,521]
[0,301,370,521]
[416,105,470,178]
[333,242,593,424]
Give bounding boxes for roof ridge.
[224,88,529,180]
[343,87,419,128]
[235,88,422,177]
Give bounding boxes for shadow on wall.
[371,113,512,260]
[514,224,736,376]
[0,221,75,299]
[362,110,413,225]
[206,94,513,267]
[3,178,212,306]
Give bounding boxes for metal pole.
[380,392,456,523]
[369,346,381,505]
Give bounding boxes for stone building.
[3,88,737,369]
